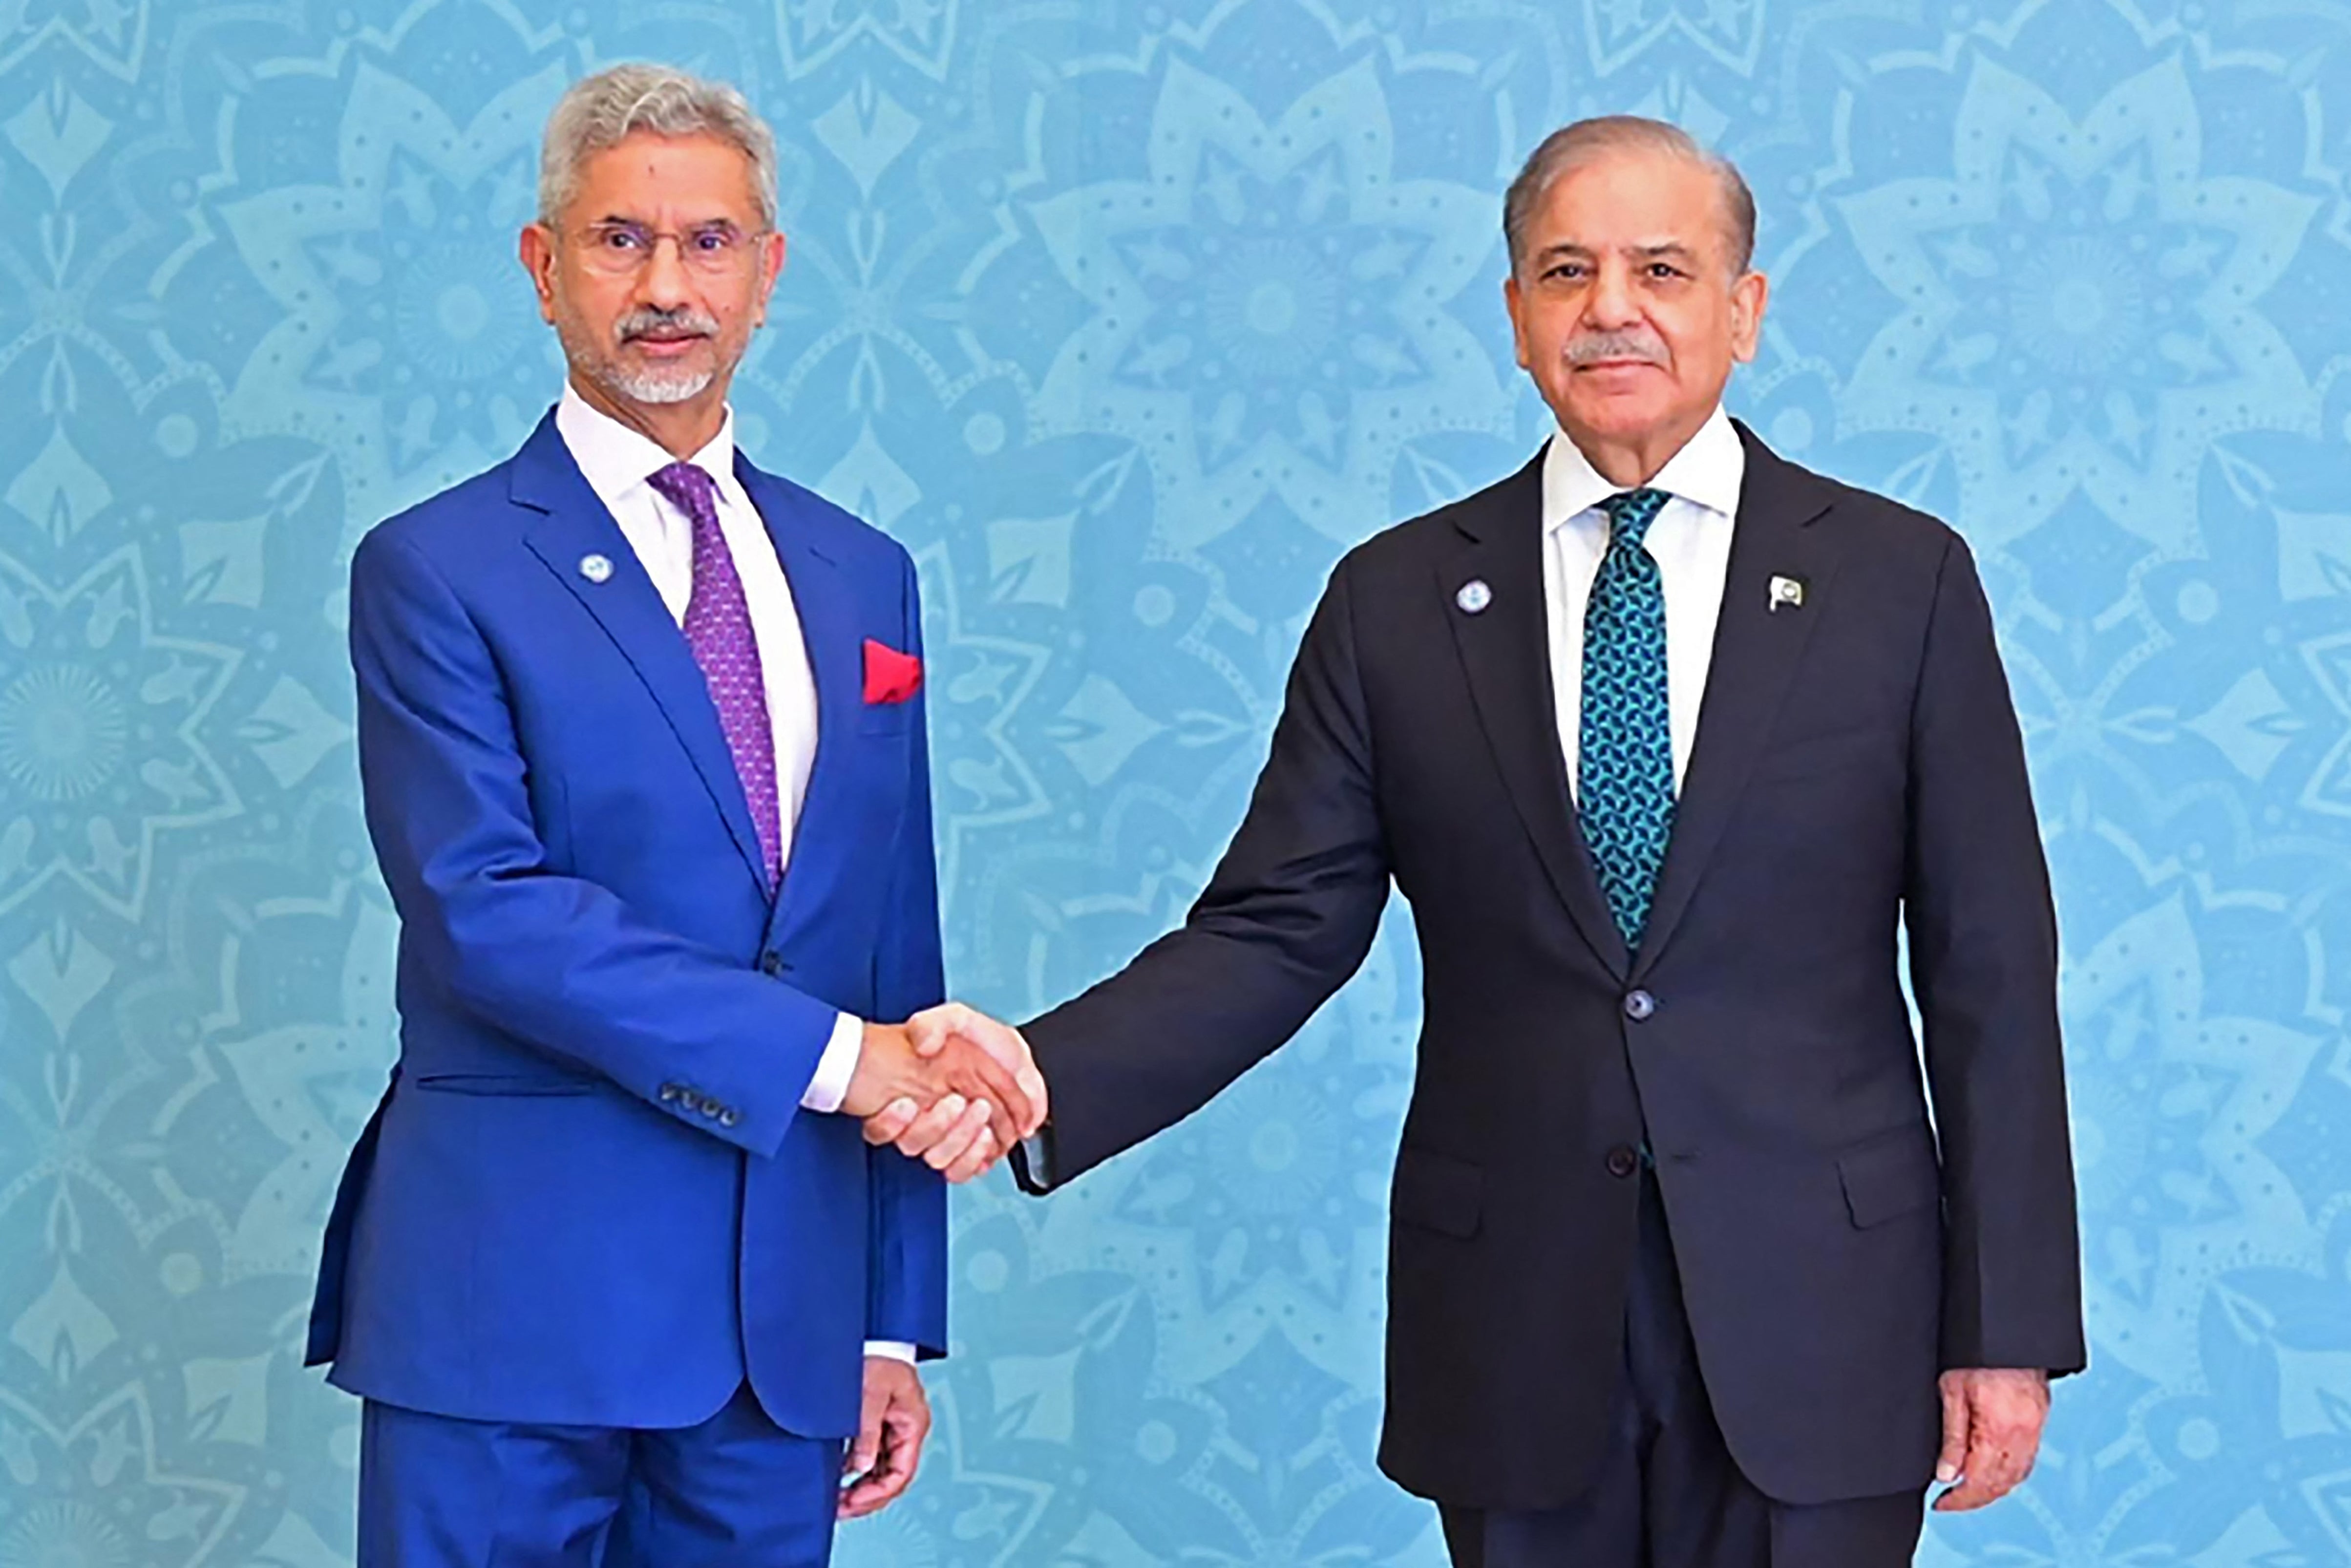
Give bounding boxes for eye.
[1546,262,1586,281]
[693,227,735,253]
[1647,262,1686,280]
[601,226,647,250]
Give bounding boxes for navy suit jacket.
[307,411,947,1439]
[1014,425,2085,1508]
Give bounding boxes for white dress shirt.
[1541,403,1745,799]
[556,388,912,1360]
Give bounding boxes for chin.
[602,352,721,406]
[1563,397,1671,439]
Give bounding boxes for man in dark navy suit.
[308,64,1042,1568]
[888,117,2085,1565]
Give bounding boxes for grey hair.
[1503,116,1757,277]
[538,63,778,229]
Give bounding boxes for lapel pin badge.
[1767,574,1805,614]
[579,552,614,584]
[1456,579,1493,615]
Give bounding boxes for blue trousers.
[358,1384,844,1568]
[1440,1174,1926,1568]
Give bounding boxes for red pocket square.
[863,639,923,706]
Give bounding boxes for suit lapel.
[509,414,769,893]
[738,461,857,950]
[1632,424,1842,978]
[1443,452,1631,979]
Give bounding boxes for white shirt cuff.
[863,1340,918,1363]
[800,1012,865,1113]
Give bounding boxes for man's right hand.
[842,1020,1033,1181]
[856,1005,1045,1178]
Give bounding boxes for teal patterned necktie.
[1578,487,1675,950]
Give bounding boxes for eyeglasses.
[570,221,768,277]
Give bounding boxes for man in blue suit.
[306,64,1043,1567]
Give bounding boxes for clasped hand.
[841,1005,1043,1181]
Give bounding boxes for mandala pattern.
[2,0,2350,1563]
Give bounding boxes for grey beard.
[595,360,715,404]
[556,304,724,408]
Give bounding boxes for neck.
[568,371,728,460]
[1561,407,1713,489]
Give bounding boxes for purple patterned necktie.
[646,460,781,890]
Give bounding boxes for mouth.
[624,331,711,357]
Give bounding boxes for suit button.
[760,952,783,977]
[1605,1145,1639,1179]
[718,1108,740,1128]
[1622,989,1655,1021]
[658,1084,680,1103]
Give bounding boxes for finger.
[1932,1473,2003,1512]
[846,1395,885,1482]
[1935,1377,1969,1485]
[922,1100,994,1171]
[841,1414,922,1516]
[957,1017,1047,1132]
[888,1095,967,1160]
[1937,1424,2018,1512]
[905,1005,964,1058]
[862,1097,920,1146]
[943,1127,999,1184]
[944,1049,1030,1145]
[1014,1057,1048,1137]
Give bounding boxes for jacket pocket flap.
[1392,1147,1484,1239]
[411,1072,597,1098]
[1837,1129,1942,1229]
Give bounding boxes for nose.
[633,233,696,312]
[1583,260,1639,330]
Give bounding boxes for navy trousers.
[1439,1174,1926,1568]
[358,1384,843,1568]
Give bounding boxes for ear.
[1728,268,1768,364]
[752,229,787,329]
[1502,273,1533,372]
[519,223,559,326]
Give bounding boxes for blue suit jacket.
[306,411,948,1438]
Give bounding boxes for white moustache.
[1565,333,1668,366]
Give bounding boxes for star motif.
[1026,54,1510,550]
[0,1382,245,1568]
[1836,55,2320,554]
[214,52,567,529]
[774,0,960,81]
[2062,891,2320,1379]
[0,545,241,923]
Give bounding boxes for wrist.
[843,1022,911,1117]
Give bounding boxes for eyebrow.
[584,213,746,231]
[1533,241,1703,264]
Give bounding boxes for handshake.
[840,1004,1041,1182]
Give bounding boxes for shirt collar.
[1541,402,1744,534]
[554,381,746,515]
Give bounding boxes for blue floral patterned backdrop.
[2,0,2349,1563]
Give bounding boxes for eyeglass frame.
[558,218,777,278]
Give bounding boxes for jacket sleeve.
[1014,553,1394,1190]
[349,525,836,1159]
[864,550,949,1355]
[1903,532,2087,1377]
